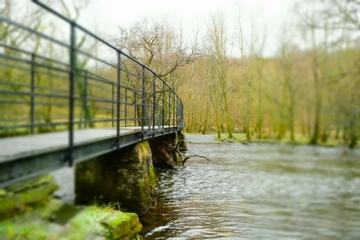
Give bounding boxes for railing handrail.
[31,0,175,92]
[0,1,184,187]
[0,1,184,142]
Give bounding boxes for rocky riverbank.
[0,174,143,239]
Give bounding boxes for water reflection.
[141,141,360,239]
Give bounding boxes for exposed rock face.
[75,141,156,213]
[149,132,188,169]
[177,131,188,152]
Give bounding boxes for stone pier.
[75,141,156,213]
[75,132,186,212]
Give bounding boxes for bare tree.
[236,14,265,141]
[114,16,199,88]
[276,25,300,141]
[296,0,333,145]
[296,0,359,147]
[204,13,234,138]
[324,0,360,147]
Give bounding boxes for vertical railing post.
[68,21,76,166]
[174,95,179,127]
[141,66,146,137]
[111,83,114,128]
[179,99,183,128]
[83,70,88,128]
[173,91,177,129]
[80,70,88,129]
[116,50,121,150]
[124,88,127,127]
[152,75,156,130]
[30,53,36,134]
[171,91,174,130]
[171,92,174,129]
[177,98,180,128]
[162,81,165,130]
[134,91,136,127]
[168,86,171,132]
[181,101,184,128]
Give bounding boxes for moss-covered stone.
[0,198,63,239]
[66,205,113,238]
[177,131,188,151]
[100,211,142,239]
[7,174,56,193]
[0,189,6,197]
[0,203,142,239]
[148,166,156,187]
[0,174,59,215]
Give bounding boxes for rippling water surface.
[141,135,360,239]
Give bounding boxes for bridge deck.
[0,128,139,163]
[0,127,178,188]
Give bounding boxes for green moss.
[136,141,151,164]
[0,175,59,214]
[0,204,142,239]
[137,166,157,208]
[136,140,157,211]
[148,166,156,187]
[7,174,57,193]
[137,179,150,208]
[0,189,6,197]
[100,211,142,239]
[66,205,111,238]
[0,198,63,239]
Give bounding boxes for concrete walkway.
[0,128,140,162]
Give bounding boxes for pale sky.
[78,0,296,57]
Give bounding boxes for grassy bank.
[209,133,354,148]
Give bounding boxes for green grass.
[212,132,352,147]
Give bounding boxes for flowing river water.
[140,135,360,239]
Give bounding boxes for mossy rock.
[0,198,63,238]
[100,212,142,239]
[0,189,6,197]
[0,174,59,214]
[7,174,56,193]
[0,200,142,239]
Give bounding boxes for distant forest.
[113,1,359,147]
[2,0,359,147]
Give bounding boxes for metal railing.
[0,1,184,160]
